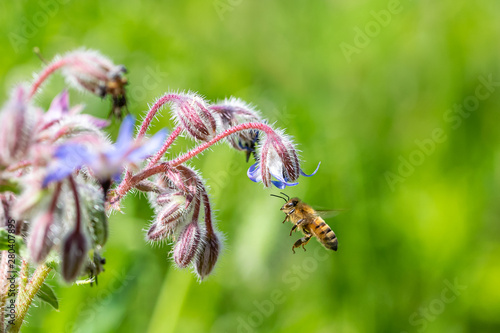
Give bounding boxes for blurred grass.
[1,0,500,332]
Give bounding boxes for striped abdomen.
[311,217,338,251]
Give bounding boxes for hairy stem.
[18,260,29,294]
[9,264,52,333]
[28,58,69,99]
[168,122,275,167]
[137,93,183,139]
[147,126,182,167]
[115,122,275,197]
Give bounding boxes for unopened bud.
[156,198,185,225]
[210,98,261,162]
[59,49,128,117]
[61,229,88,282]
[173,221,201,268]
[28,212,55,263]
[194,231,221,280]
[172,93,217,141]
[146,220,181,241]
[0,86,35,166]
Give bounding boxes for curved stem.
[28,58,69,99]
[115,122,275,197]
[9,264,52,333]
[147,126,182,168]
[169,122,275,167]
[137,93,183,139]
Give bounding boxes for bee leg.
[289,219,304,236]
[292,234,312,254]
[282,214,290,224]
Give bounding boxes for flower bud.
[173,221,201,268]
[0,86,35,166]
[210,98,261,162]
[28,212,55,264]
[146,219,182,241]
[60,50,126,97]
[156,197,186,225]
[0,193,15,228]
[194,230,221,280]
[171,93,217,141]
[247,130,319,189]
[61,229,88,282]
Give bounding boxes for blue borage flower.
[247,161,320,189]
[42,115,167,187]
[245,128,320,189]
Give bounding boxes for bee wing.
[314,209,343,219]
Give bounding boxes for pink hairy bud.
[171,93,217,141]
[61,229,89,282]
[0,86,35,166]
[194,230,221,280]
[173,221,201,268]
[210,98,261,161]
[28,212,56,264]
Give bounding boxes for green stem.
[8,264,52,333]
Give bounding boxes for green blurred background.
[1,0,500,332]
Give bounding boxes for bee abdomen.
[315,221,338,251]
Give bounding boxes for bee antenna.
[270,194,287,202]
[280,192,290,200]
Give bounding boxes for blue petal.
[114,115,135,153]
[53,144,93,163]
[112,171,123,182]
[271,170,299,188]
[43,144,94,187]
[300,161,321,177]
[127,129,168,162]
[271,180,288,189]
[42,165,73,187]
[247,162,261,183]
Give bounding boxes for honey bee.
[98,64,129,119]
[271,193,338,254]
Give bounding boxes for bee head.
[280,197,300,213]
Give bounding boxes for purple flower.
[43,115,167,187]
[246,131,320,189]
[247,161,320,189]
